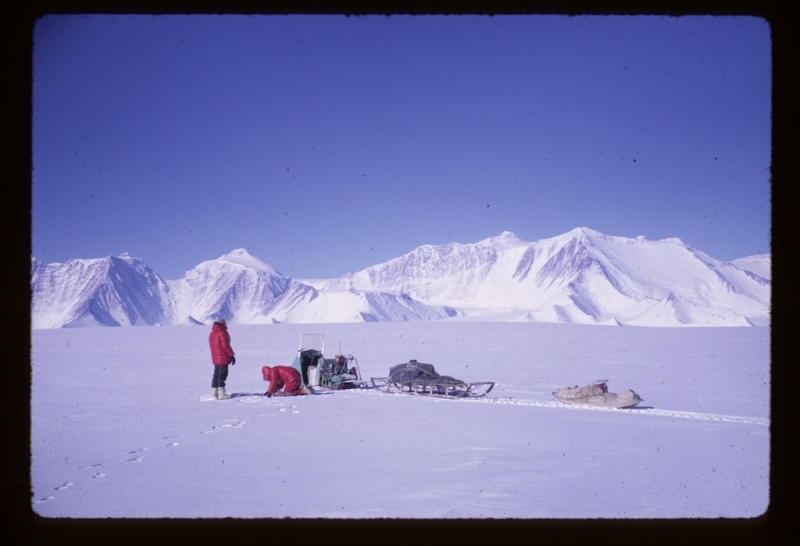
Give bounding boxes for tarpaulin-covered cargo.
[372,360,494,398]
[552,380,643,409]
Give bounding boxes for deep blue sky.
[32,15,771,280]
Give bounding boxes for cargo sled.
[371,360,494,398]
[290,334,366,391]
[552,380,643,409]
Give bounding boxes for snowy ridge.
[32,249,453,328]
[165,251,292,325]
[31,229,770,328]
[327,227,769,327]
[31,254,174,328]
[264,285,458,324]
[216,248,279,275]
[731,254,771,281]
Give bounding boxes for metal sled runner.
[371,360,495,399]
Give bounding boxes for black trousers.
[212,365,229,388]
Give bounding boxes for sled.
[290,334,367,391]
[552,380,643,409]
[371,360,495,399]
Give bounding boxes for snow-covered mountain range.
[31,228,770,328]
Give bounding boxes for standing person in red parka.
[261,366,313,397]
[209,318,235,400]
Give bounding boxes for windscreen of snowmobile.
[298,333,324,354]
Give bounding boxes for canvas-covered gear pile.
[371,360,494,398]
[552,380,643,409]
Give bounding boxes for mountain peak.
[568,226,602,238]
[217,248,280,276]
[115,252,137,264]
[479,231,527,248]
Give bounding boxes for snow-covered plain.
[31,322,769,518]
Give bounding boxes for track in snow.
[479,396,769,426]
[353,388,769,426]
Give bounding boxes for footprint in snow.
[204,420,245,433]
[93,472,106,478]
[54,481,73,490]
[123,449,147,461]
[218,420,245,428]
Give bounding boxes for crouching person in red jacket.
[262,365,313,397]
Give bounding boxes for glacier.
[30,228,770,328]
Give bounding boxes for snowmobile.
[290,334,366,391]
[371,360,495,399]
[552,380,643,409]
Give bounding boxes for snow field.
[31,322,769,518]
